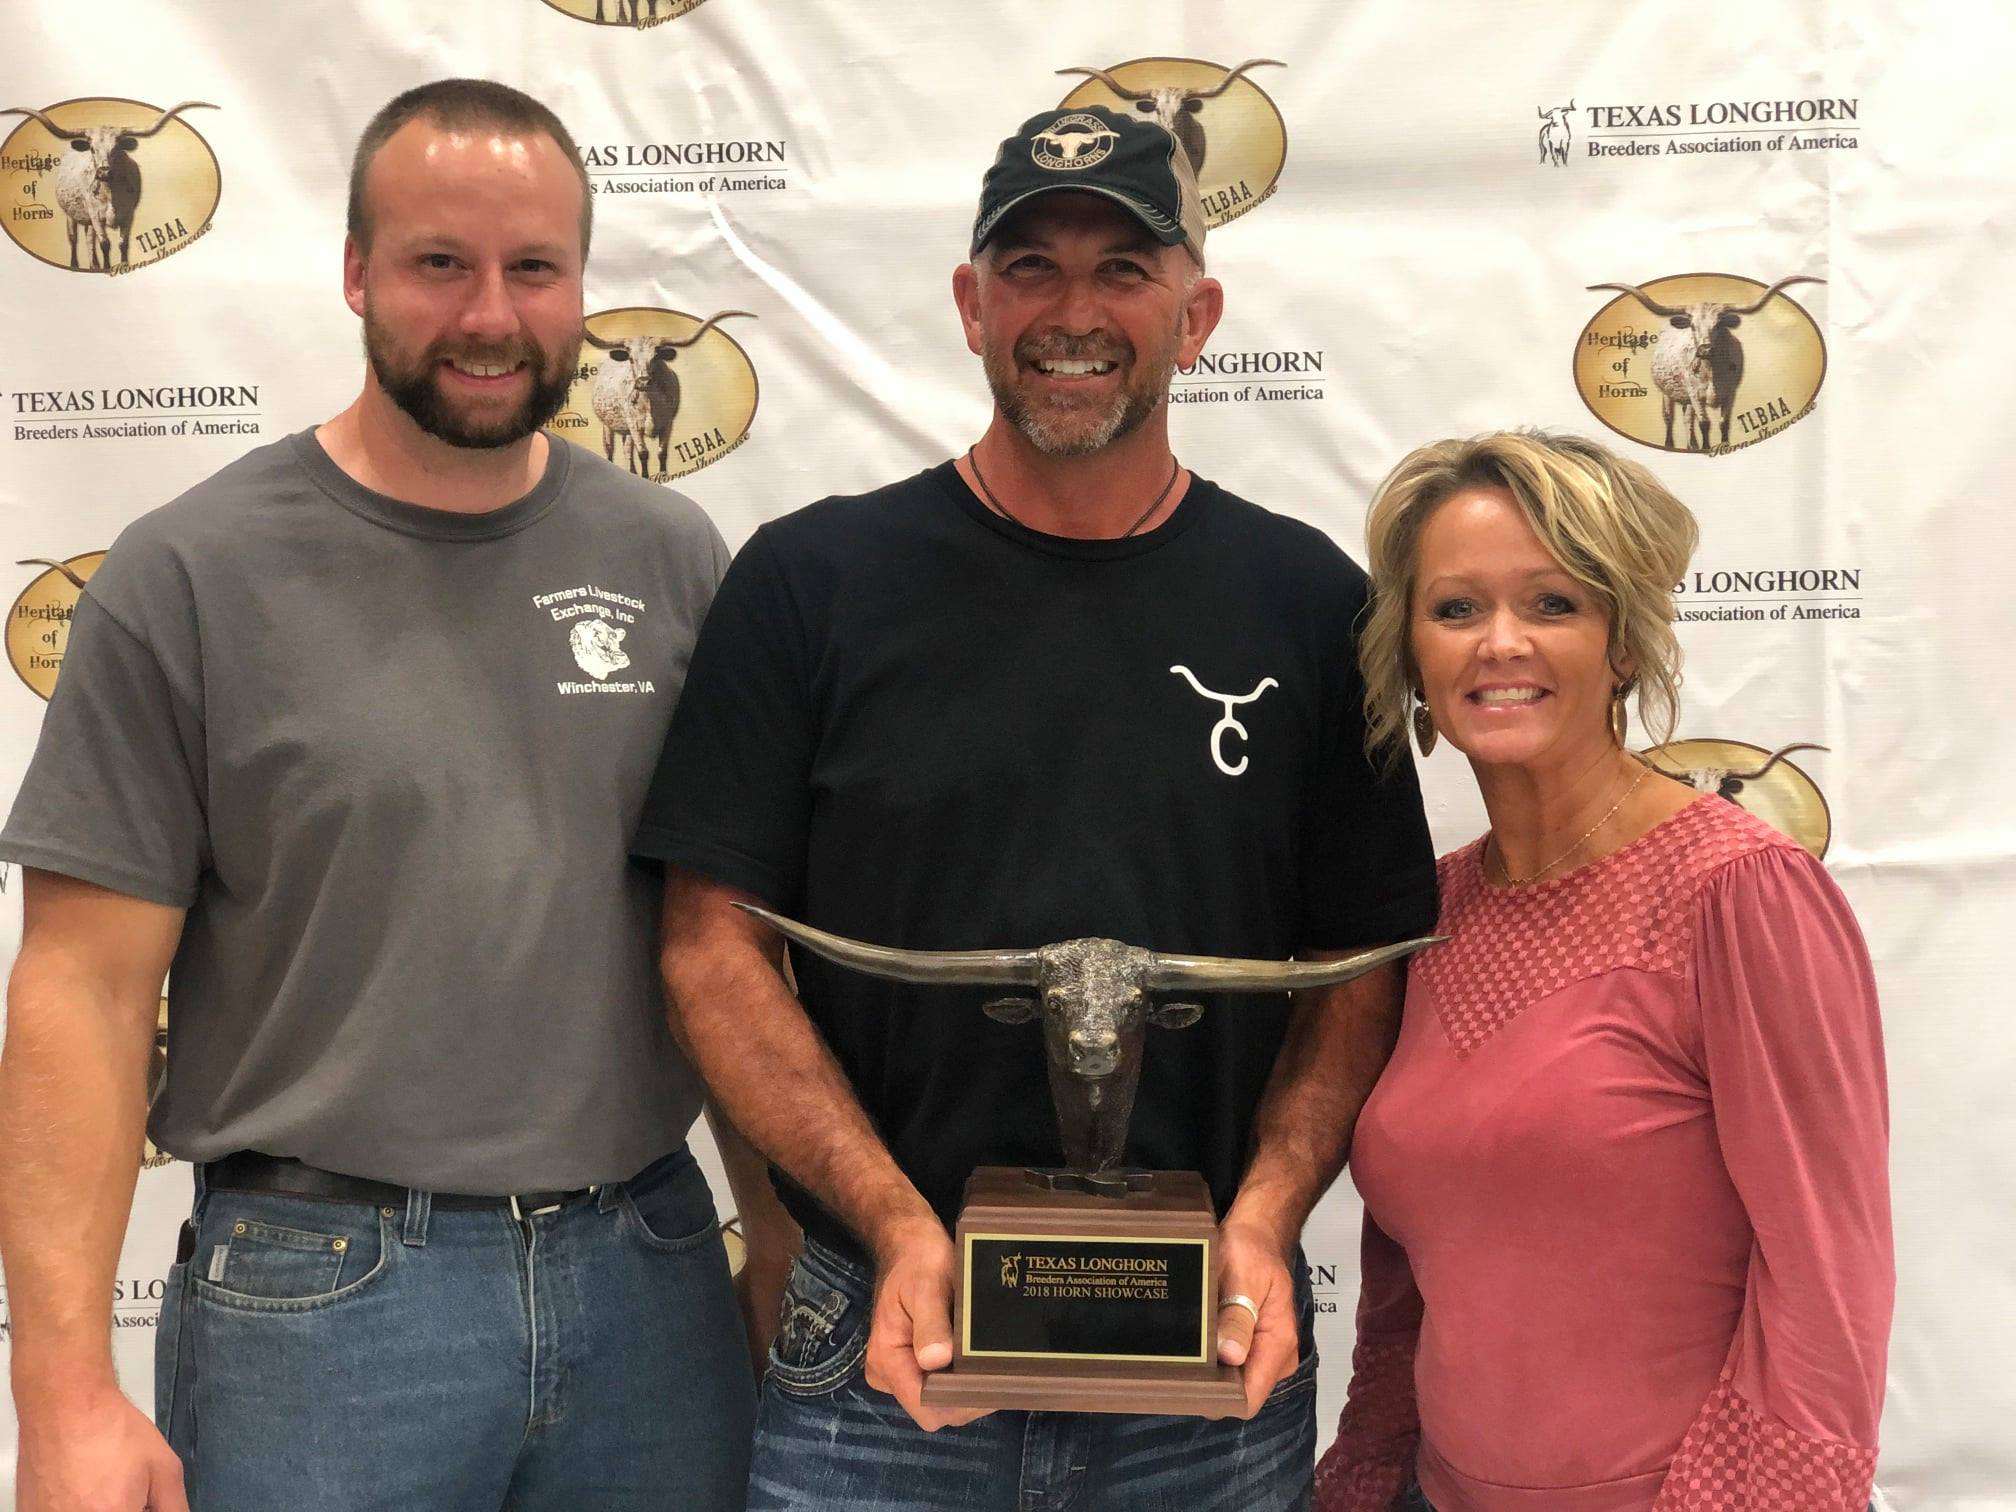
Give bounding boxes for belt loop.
[190,1159,209,1214]
[402,1186,431,1247]
[597,1179,622,1215]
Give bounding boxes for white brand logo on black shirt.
[1169,666,1278,777]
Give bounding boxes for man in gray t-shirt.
[0,81,754,1511]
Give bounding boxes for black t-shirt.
[636,462,1436,1255]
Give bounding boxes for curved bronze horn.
[1587,281,1684,319]
[583,330,624,350]
[1725,274,1824,318]
[1724,742,1828,781]
[3,106,80,140]
[1146,935,1444,993]
[1055,66,1151,102]
[1187,59,1286,101]
[735,904,1041,987]
[16,558,89,591]
[670,309,757,349]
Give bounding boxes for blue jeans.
[748,1236,1318,1511]
[155,1145,754,1511]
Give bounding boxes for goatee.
[983,330,1177,458]
[364,304,581,450]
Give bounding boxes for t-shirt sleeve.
[0,590,208,907]
[1301,560,1437,949]
[1653,846,1892,1510]
[1315,1211,1423,1512]
[632,526,814,907]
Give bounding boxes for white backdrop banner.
[1,2,2010,1508]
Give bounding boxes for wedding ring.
[1220,1293,1260,1324]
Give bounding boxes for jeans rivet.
[332,1238,348,1252]
[382,1206,396,1218]
[232,1222,247,1235]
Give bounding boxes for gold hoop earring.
[1610,681,1634,746]
[1412,696,1438,757]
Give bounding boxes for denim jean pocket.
[619,1147,721,1252]
[1264,1343,1320,1404]
[765,1251,869,1396]
[192,1199,392,1313]
[153,1258,187,1438]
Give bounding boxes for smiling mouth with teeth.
[448,358,525,378]
[1034,358,1117,376]
[1471,688,1548,705]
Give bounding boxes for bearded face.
[982,318,1182,458]
[364,299,581,450]
[968,194,1196,459]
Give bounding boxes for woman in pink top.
[1312,432,1891,1512]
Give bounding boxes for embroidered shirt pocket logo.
[1170,665,1279,777]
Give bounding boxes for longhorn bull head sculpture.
[737,904,1440,1189]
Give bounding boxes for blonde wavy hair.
[1360,430,1699,767]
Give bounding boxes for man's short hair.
[347,79,593,255]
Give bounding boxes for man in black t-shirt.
[637,105,1436,1510]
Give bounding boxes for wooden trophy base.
[920,1167,1247,1419]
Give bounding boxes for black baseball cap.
[971,104,1207,267]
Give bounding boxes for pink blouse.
[1314,796,1892,1512]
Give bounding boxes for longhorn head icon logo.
[1170,666,1279,776]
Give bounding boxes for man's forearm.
[1226,959,1405,1246]
[662,877,935,1260]
[0,959,154,1403]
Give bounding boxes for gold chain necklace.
[1490,765,1650,886]
[965,447,1180,539]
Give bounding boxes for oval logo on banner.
[1055,58,1288,229]
[0,99,220,275]
[9,552,105,699]
[1575,274,1826,455]
[538,0,711,27]
[549,308,759,483]
[1640,738,1832,857]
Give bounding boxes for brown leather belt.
[203,1151,596,1218]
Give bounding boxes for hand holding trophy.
[737,904,1438,1419]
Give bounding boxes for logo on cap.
[1030,113,1120,171]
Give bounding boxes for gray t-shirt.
[1,430,729,1192]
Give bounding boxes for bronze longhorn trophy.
[737,905,1440,1191]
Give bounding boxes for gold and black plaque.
[965,1233,1207,1363]
[926,1167,1243,1418]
